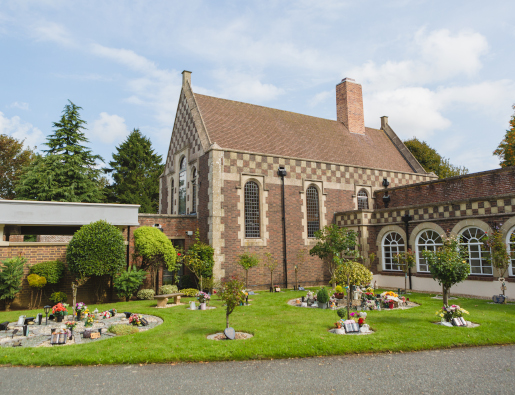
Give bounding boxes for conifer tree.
[15,101,104,202]
[494,105,515,168]
[105,128,163,213]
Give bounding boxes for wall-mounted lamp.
[186,231,193,236]
[382,178,391,208]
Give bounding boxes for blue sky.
[0,0,514,173]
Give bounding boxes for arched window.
[191,167,197,214]
[244,181,260,238]
[507,228,515,276]
[178,157,187,215]
[416,230,442,272]
[357,189,369,210]
[306,185,320,238]
[382,232,404,271]
[460,227,491,275]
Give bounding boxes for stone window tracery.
[382,231,404,271]
[178,157,187,215]
[357,189,369,210]
[244,181,260,238]
[306,185,320,238]
[416,230,442,272]
[460,227,491,275]
[191,167,197,214]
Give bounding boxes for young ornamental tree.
[294,248,307,290]
[27,273,46,309]
[483,228,511,299]
[0,256,26,311]
[67,220,126,305]
[310,224,361,289]
[236,251,259,288]
[422,234,469,306]
[394,249,416,292]
[218,277,246,329]
[333,260,371,319]
[263,251,278,292]
[184,230,214,291]
[133,226,178,290]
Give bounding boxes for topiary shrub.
[159,284,178,295]
[29,260,65,284]
[317,287,329,304]
[179,288,198,297]
[137,288,155,300]
[108,324,139,335]
[337,308,346,319]
[114,265,148,302]
[27,273,46,309]
[49,291,68,304]
[67,220,126,305]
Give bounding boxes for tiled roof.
[194,93,416,173]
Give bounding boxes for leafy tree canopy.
[105,128,164,213]
[493,104,515,168]
[67,220,126,280]
[404,138,468,179]
[133,226,178,272]
[0,134,36,199]
[15,101,105,202]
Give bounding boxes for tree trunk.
[346,277,351,320]
[226,311,230,329]
[72,283,78,314]
[5,301,11,311]
[200,275,203,292]
[442,285,449,306]
[404,273,408,293]
[245,270,249,288]
[270,272,273,291]
[295,270,298,290]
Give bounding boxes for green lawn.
[0,290,514,366]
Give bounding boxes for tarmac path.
[0,345,514,394]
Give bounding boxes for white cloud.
[309,90,332,108]
[31,21,74,46]
[90,112,128,144]
[211,69,285,102]
[8,102,29,110]
[0,111,44,149]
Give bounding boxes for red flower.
[178,253,181,256]
[358,318,365,325]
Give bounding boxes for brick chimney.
[336,78,365,135]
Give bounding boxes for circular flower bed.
[207,332,253,340]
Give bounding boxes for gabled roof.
[193,93,418,173]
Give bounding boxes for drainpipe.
[126,226,131,269]
[401,213,413,290]
[278,166,288,288]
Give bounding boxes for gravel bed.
[287,299,419,310]
[206,332,253,341]
[433,321,480,328]
[0,313,163,348]
[328,328,374,335]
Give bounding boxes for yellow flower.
[439,313,444,317]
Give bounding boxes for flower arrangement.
[364,292,375,300]
[101,311,111,319]
[65,321,77,330]
[52,303,67,316]
[436,305,470,322]
[110,308,117,316]
[84,313,95,327]
[382,291,398,298]
[76,302,88,312]
[196,291,211,304]
[365,287,374,293]
[128,313,142,326]
[349,312,367,326]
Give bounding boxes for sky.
[0,0,514,173]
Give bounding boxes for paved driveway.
[1,345,514,394]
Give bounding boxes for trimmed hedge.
[159,284,178,295]
[137,289,155,300]
[29,260,65,284]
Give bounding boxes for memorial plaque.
[17,315,25,326]
[344,323,360,333]
[140,318,148,326]
[50,333,66,345]
[24,317,34,325]
[298,287,305,291]
[458,317,467,326]
[83,330,92,338]
[74,334,82,344]
[90,332,101,339]
[451,318,463,326]
[12,340,22,347]
[224,327,236,340]
[0,321,9,331]
[248,291,255,295]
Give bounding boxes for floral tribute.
[101,311,111,319]
[129,313,142,326]
[84,313,95,327]
[196,291,211,304]
[52,303,67,316]
[65,321,77,330]
[436,305,469,322]
[76,302,88,313]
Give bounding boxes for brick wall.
[336,78,365,135]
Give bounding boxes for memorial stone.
[224,327,236,340]
[17,315,25,326]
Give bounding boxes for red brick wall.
[336,79,365,135]
[374,167,515,209]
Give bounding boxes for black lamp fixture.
[44,305,51,325]
[382,178,391,208]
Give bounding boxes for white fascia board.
[0,200,140,226]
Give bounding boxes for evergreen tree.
[404,138,468,179]
[105,128,164,213]
[493,105,515,168]
[0,134,36,199]
[15,101,104,202]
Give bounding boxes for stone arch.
[375,225,405,272]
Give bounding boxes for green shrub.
[337,308,346,319]
[335,285,344,293]
[27,273,47,288]
[179,274,196,289]
[67,220,126,279]
[29,260,65,284]
[137,288,155,300]
[49,291,68,304]
[114,265,148,301]
[179,288,198,297]
[0,256,26,311]
[317,287,329,304]
[159,284,178,295]
[108,324,139,335]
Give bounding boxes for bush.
[114,265,148,301]
[137,288,155,300]
[179,288,198,297]
[0,256,26,311]
[27,273,46,288]
[317,287,329,304]
[337,308,346,319]
[335,285,344,293]
[29,260,65,284]
[49,291,68,304]
[159,284,178,295]
[108,324,139,336]
[67,220,126,279]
